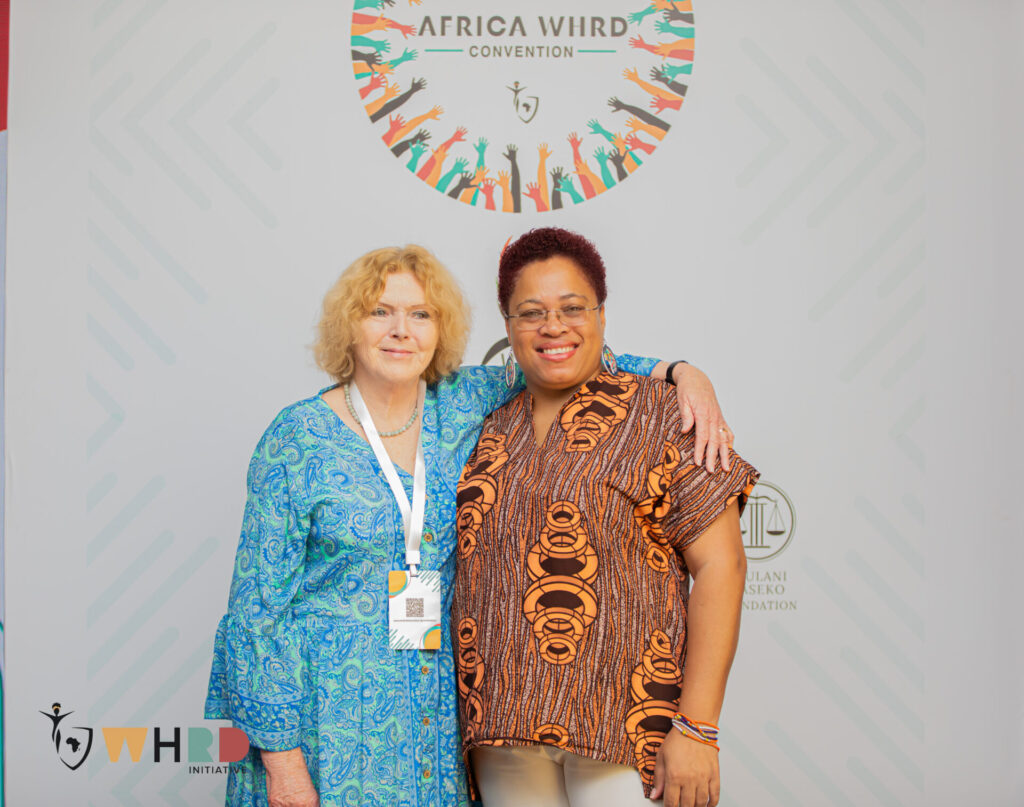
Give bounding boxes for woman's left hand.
[673,364,733,473]
[650,727,721,807]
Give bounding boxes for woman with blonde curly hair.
[205,243,732,807]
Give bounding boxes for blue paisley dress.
[205,359,656,807]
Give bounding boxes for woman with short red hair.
[454,228,758,807]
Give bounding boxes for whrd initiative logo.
[40,702,250,772]
[352,0,696,212]
[742,480,796,562]
[40,703,94,771]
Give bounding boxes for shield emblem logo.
[517,96,540,123]
[57,726,94,770]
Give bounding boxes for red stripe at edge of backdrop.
[0,0,8,131]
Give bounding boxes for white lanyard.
[349,381,427,573]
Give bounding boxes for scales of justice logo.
[742,480,796,562]
[350,0,696,212]
[40,703,94,771]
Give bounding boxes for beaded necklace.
[344,383,419,438]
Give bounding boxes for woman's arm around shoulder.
[639,358,734,474]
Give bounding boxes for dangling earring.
[505,351,518,389]
[601,344,619,375]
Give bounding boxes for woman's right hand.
[650,728,720,807]
[261,748,320,807]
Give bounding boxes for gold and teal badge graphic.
[388,569,443,650]
[351,0,695,211]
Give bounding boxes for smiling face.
[353,270,439,390]
[505,255,606,398]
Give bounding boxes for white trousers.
[471,744,662,807]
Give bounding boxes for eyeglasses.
[504,304,601,330]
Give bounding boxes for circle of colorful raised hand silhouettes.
[351,0,696,212]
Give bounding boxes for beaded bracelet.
[671,712,720,751]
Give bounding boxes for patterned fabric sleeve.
[204,417,312,751]
[441,365,520,420]
[660,427,760,553]
[616,353,660,377]
[448,353,661,418]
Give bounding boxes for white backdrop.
[4,0,1022,805]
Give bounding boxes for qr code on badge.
[406,598,425,619]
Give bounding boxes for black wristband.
[664,360,688,386]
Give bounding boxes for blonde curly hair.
[313,245,471,385]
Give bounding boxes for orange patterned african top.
[451,372,758,794]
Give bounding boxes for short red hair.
[498,228,608,313]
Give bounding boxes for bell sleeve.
[205,419,313,751]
